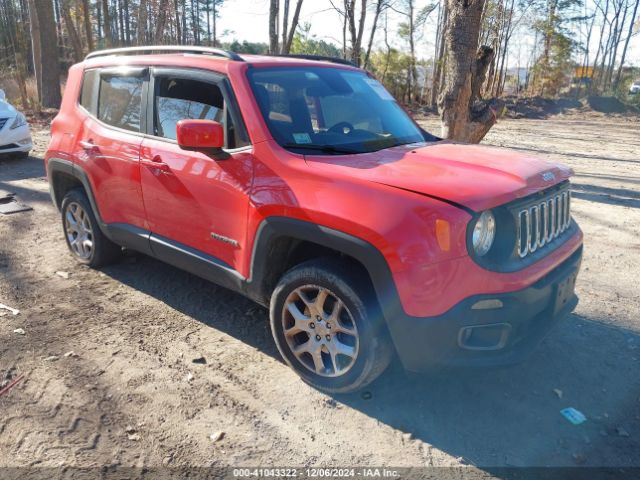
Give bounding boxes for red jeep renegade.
[45,46,583,393]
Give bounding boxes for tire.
[60,188,121,267]
[270,258,393,393]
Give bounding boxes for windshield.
[248,67,432,155]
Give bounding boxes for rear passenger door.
[78,68,148,229]
[139,68,253,273]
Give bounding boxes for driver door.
[139,68,253,272]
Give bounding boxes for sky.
[215,0,640,69]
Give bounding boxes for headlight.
[10,113,27,130]
[472,210,496,257]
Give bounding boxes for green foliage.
[367,49,414,101]
[224,40,269,54]
[290,23,342,57]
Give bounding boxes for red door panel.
[76,117,146,228]
[139,138,254,272]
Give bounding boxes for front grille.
[0,118,8,130]
[517,186,571,258]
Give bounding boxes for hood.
[304,142,573,211]
[0,101,18,118]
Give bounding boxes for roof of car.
[83,46,358,71]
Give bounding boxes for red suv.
[45,47,583,393]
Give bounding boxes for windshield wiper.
[281,143,360,155]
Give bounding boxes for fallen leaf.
[55,271,70,279]
[209,431,225,442]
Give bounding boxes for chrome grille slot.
[517,187,571,258]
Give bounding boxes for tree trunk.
[269,0,279,54]
[438,0,499,143]
[27,0,42,104]
[614,0,639,88]
[82,0,94,51]
[154,0,169,43]
[137,0,147,44]
[363,0,384,69]
[33,0,61,108]
[283,0,303,54]
[61,0,84,61]
[101,0,112,46]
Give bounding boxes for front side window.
[248,67,429,155]
[153,77,247,149]
[98,75,143,132]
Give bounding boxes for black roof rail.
[269,54,357,67]
[85,46,244,61]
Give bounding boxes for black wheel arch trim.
[245,217,405,323]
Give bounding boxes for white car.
[0,89,32,158]
[630,81,640,95]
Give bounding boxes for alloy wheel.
[282,285,359,377]
[64,202,94,260]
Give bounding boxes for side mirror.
[0,89,5,101]
[176,119,226,157]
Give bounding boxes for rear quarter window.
[97,75,144,132]
[79,69,99,114]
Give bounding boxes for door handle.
[79,140,97,152]
[141,156,171,173]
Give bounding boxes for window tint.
[154,77,224,141]
[98,75,143,132]
[80,69,98,113]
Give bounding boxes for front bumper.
[0,123,32,154]
[391,246,583,371]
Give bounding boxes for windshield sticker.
[293,133,312,144]
[364,78,395,101]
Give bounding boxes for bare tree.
[614,0,639,87]
[27,0,42,104]
[283,0,303,54]
[363,0,390,69]
[269,0,279,53]
[438,0,499,143]
[32,0,62,108]
[101,0,113,46]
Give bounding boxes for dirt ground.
[1,115,639,476]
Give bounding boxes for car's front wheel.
[270,258,393,393]
[61,189,121,267]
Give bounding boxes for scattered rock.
[186,372,194,382]
[0,303,20,315]
[64,351,78,358]
[127,433,141,441]
[192,356,207,365]
[55,271,70,279]
[125,426,137,434]
[616,427,630,438]
[45,355,59,362]
[209,431,225,442]
[553,388,563,399]
[162,455,173,466]
[13,328,25,335]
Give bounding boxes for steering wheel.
[328,121,355,135]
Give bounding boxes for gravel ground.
[0,116,639,475]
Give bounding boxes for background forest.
[0,0,639,140]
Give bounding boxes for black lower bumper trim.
[389,246,583,371]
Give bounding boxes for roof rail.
[269,54,357,67]
[85,46,244,61]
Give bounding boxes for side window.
[79,69,98,114]
[154,76,249,149]
[97,75,144,132]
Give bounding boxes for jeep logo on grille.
[542,171,556,182]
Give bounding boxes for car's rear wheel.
[61,189,121,267]
[270,258,393,393]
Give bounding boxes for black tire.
[270,258,394,393]
[60,188,121,267]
